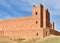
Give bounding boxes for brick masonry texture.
[0,4,60,39]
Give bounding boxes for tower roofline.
[40,4,43,7]
[33,4,43,7]
[33,5,35,7]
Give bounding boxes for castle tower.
[32,4,44,28]
[50,22,54,30]
[32,4,50,29]
[43,8,50,28]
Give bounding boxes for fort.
[0,4,60,39]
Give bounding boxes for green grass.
[0,36,60,43]
[36,37,60,43]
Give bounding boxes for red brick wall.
[3,29,44,39]
[43,28,50,37]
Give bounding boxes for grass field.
[0,35,60,43]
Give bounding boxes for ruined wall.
[50,29,60,36]
[0,4,59,39]
[50,22,54,30]
[0,4,45,39]
[0,17,44,39]
[43,28,50,37]
[3,29,44,39]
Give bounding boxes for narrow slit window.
[36,21,38,24]
[36,12,37,15]
[36,33,38,36]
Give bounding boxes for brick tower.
[32,4,50,37]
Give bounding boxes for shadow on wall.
[50,29,60,36]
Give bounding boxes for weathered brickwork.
[0,4,60,39]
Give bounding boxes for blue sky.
[0,0,60,31]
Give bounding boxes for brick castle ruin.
[0,4,60,39]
